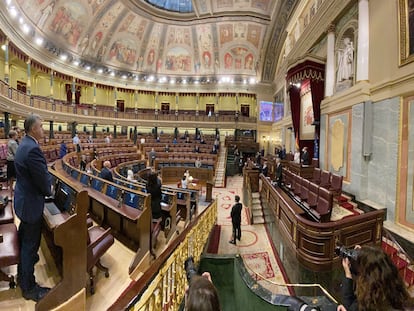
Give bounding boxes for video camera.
[184,256,198,283]
[335,245,360,275]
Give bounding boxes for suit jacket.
[301,151,310,165]
[100,167,113,182]
[275,163,283,183]
[231,202,243,224]
[14,135,52,224]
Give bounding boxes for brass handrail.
[131,200,217,311]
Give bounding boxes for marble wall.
[323,98,400,221]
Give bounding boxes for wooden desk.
[38,175,88,311]
[289,162,314,179]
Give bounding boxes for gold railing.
[0,79,257,127]
[131,200,217,311]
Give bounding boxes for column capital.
[326,24,336,34]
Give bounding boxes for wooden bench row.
[114,164,199,225]
[282,169,333,222]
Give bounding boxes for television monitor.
[91,178,103,191]
[80,173,90,186]
[71,169,79,180]
[274,102,284,122]
[123,191,139,209]
[259,101,273,122]
[105,184,118,199]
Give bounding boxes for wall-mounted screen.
[259,101,273,122]
[274,102,284,122]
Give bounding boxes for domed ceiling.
[5,0,297,84]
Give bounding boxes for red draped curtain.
[286,59,325,159]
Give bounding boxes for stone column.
[71,77,76,105]
[49,121,54,139]
[4,38,9,84]
[113,125,117,138]
[325,24,336,96]
[26,58,31,95]
[92,123,97,139]
[4,112,9,138]
[114,87,117,112]
[357,0,369,81]
[134,90,138,114]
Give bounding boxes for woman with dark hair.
[146,172,162,220]
[186,273,221,311]
[338,245,414,311]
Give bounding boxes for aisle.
[211,175,292,295]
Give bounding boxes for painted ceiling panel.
[10,0,295,82]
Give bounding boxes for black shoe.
[237,237,241,241]
[22,284,50,302]
[229,240,236,245]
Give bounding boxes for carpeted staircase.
[214,142,227,188]
[251,192,265,224]
[382,236,414,292]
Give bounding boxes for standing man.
[14,114,52,301]
[301,147,310,165]
[229,195,243,245]
[274,158,283,186]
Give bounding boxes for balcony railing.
[0,80,257,127]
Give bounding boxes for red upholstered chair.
[313,187,333,222]
[320,170,331,189]
[87,225,114,295]
[0,201,14,225]
[312,168,321,185]
[305,182,319,209]
[329,174,343,198]
[300,179,310,202]
[294,176,303,198]
[0,223,19,288]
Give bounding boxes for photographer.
[184,257,221,311]
[185,272,221,311]
[337,245,413,311]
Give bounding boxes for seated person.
[156,136,160,142]
[211,146,217,154]
[172,137,178,144]
[126,169,136,181]
[200,137,206,144]
[181,175,188,189]
[193,145,200,153]
[165,144,170,152]
[195,157,202,168]
[185,136,191,143]
[100,160,113,182]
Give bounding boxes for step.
[252,193,260,199]
[252,209,263,217]
[252,216,265,224]
[252,198,261,205]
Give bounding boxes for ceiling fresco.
[9,0,298,83]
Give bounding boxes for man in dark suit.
[274,158,283,186]
[100,160,113,182]
[301,147,310,165]
[229,195,243,245]
[14,114,52,302]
